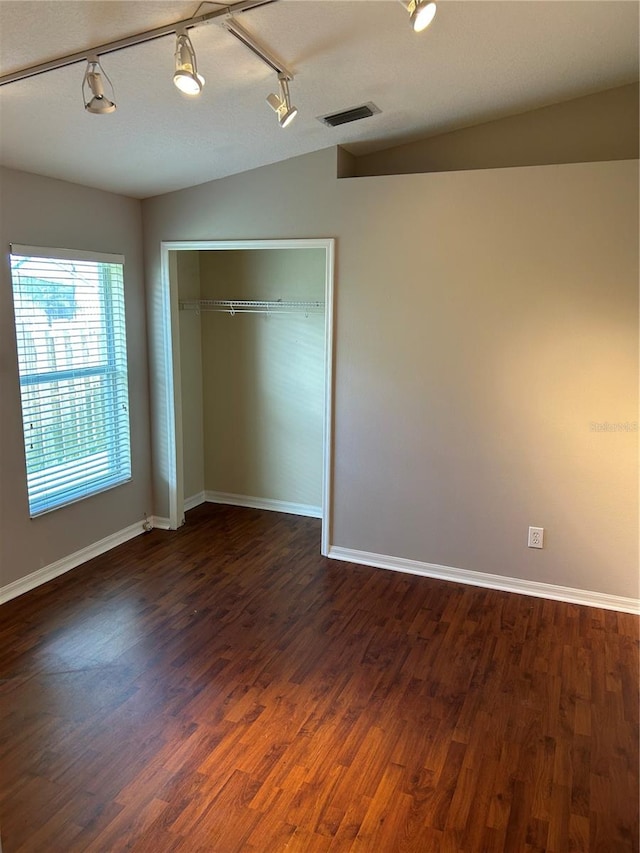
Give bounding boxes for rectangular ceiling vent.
[318,102,381,128]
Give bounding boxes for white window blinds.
[9,245,132,517]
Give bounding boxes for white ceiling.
[0,1,638,198]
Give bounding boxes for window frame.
[9,244,132,517]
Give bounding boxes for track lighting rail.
[179,299,325,315]
[0,0,279,87]
[223,19,293,79]
[1,0,433,123]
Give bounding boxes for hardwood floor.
[0,503,637,852]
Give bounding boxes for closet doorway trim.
[160,238,335,556]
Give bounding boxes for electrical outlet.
[528,526,544,549]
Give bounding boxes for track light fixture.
[266,74,298,128]
[402,0,437,32]
[82,55,116,114]
[173,29,205,95]
[2,0,425,128]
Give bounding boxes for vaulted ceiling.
[1,1,638,198]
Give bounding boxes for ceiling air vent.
[318,102,381,128]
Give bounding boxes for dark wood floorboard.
[0,504,637,852]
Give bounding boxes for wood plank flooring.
[0,503,638,852]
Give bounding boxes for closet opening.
[160,239,334,555]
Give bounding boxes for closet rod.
[179,299,325,315]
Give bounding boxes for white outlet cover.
[528,526,544,548]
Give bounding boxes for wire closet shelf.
[179,299,325,315]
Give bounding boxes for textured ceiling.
[0,1,638,198]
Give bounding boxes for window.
[9,245,131,517]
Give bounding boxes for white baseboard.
[205,491,322,519]
[184,492,206,512]
[9,515,632,616]
[328,546,640,615]
[0,519,149,606]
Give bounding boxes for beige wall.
[0,167,152,589]
[354,84,639,177]
[143,149,638,600]
[198,249,325,506]
[176,251,205,501]
[4,144,635,603]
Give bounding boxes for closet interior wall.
[177,251,205,502]
[177,248,325,513]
